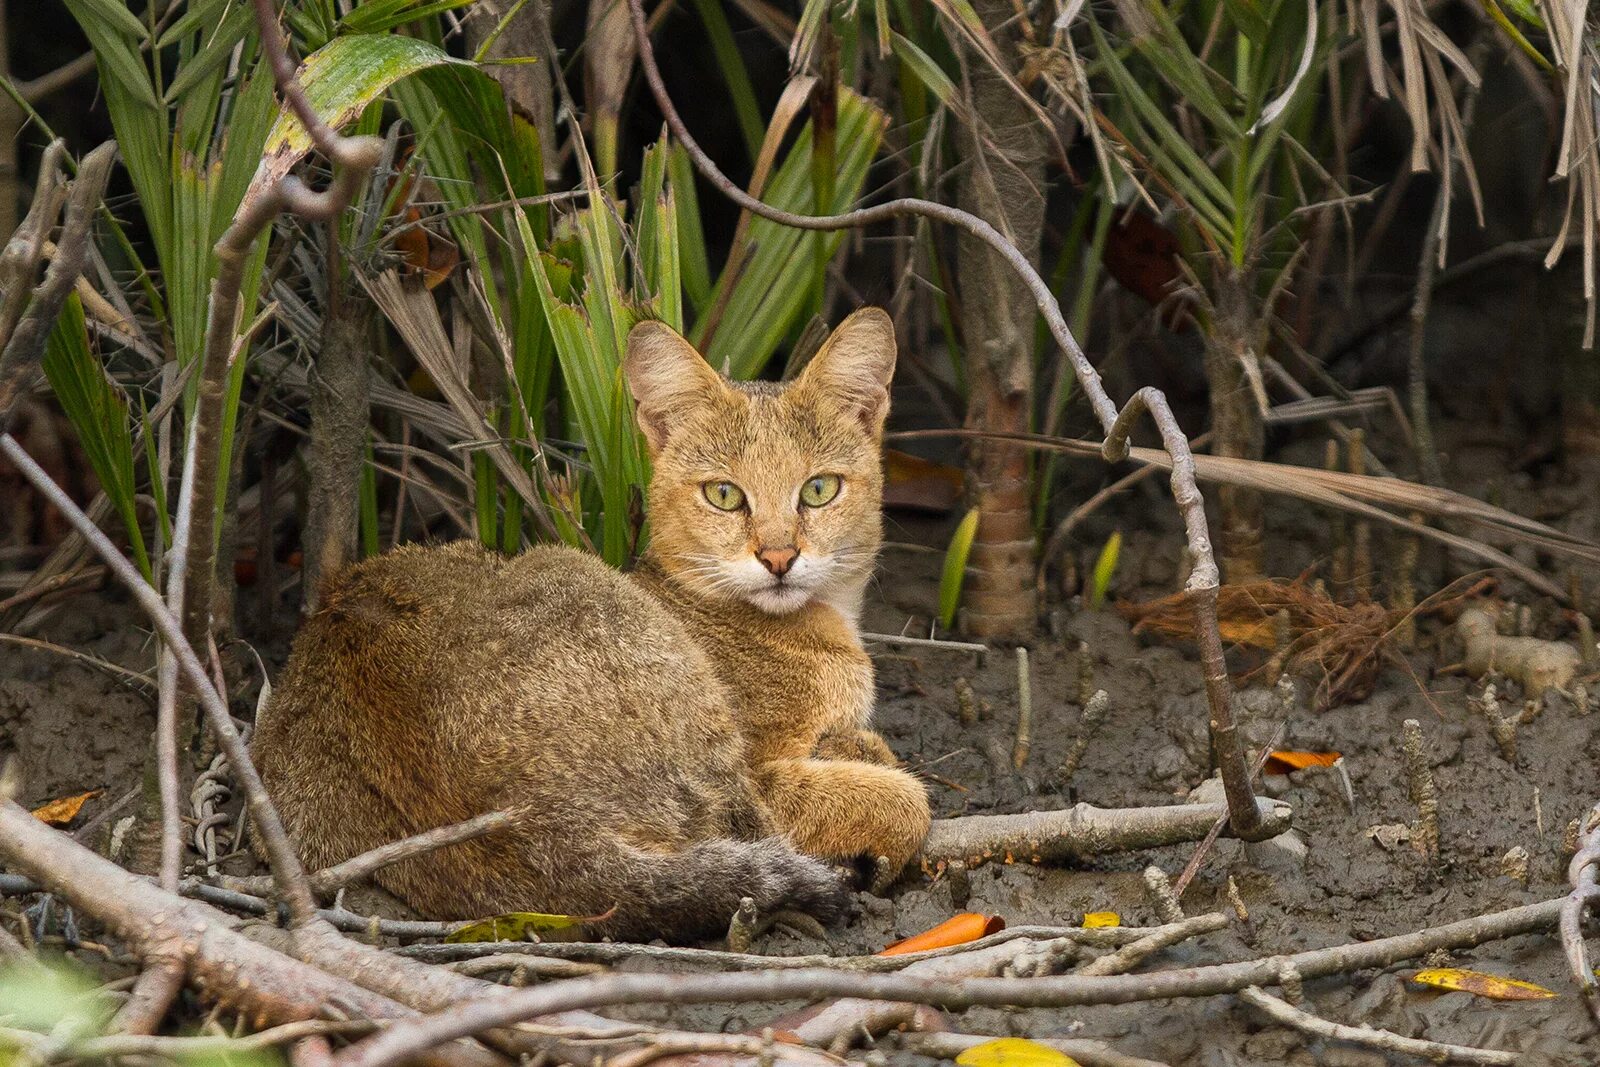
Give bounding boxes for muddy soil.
[3,431,1599,1066]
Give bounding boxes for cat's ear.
[794,307,897,434]
[625,320,730,451]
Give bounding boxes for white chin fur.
[745,583,812,615]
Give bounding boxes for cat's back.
[255,540,749,849]
[263,540,718,742]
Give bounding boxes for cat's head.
[624,308,895,617]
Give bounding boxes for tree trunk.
[463,0,560,185]
[301,284,373,611]
[1205,267,1265,582]
[955,0,1047,641]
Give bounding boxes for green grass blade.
[939,508,980,631]
[1088,530,1122,610]
[668,145,713,311]
[43,294,150,580]
[688,0,766,162]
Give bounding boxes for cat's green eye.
[800,474,842,508]
[703,481,746,511]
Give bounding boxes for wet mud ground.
[3,430,1600,1065]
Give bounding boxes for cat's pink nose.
[757,546,798,576]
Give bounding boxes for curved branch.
[1563,801,1600,1030]
[622,0,1266,839]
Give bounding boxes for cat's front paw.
[814,728,900,766]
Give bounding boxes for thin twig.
[0,141,115,425]
[1238,986,1516,1065]
[860,631,988,654]
[331,895,1570,1067]
[1562,801,1600,1030]
[0,634,153,689]
[622,0,1266,841]
[0,436,320,926]
[396,923,1180,969]
[1076,912,1227,977]
[218,810,515,898]
[157,420,200,893]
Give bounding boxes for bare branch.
[0,434,320,926]
[332,896,1566,1067]
[1238,986,1517,1065]
[162,0,383,927]
[1563,801,1600,1030]
[921,800,1291,869]
[219,810,516,899]
[0,140,115,427]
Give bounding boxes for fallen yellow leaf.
[1410,968,1557,1000]
[955,1037,1080,1067]
[30,790,103,827]
[445,907,614,944]
[1081,911,1121,929]
[1264,751,1342,774]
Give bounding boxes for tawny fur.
[252,308,931,942]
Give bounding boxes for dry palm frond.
[358,269,558,541]
[1120,575,1490,709]
[891,427,1596,600]
[1351,0,1483,229]
[1535,0,1600,346]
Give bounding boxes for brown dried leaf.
[31,789,103,826]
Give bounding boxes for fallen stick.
[0,799,823,1067]
[921,799,1292,868]
[0,796,497,1067]
[1237,986,1516,1065]
[394,921,1205,968]
[331,896,1566,1067]
[218,811,515,899]
[1563,800,1600,1030]
[1075,912,1227,977]
[895,1032,1173,1067]
[786,936,1080,1054]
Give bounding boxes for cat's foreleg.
[754,758,931,877]
[813,728,900,766]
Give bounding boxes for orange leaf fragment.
[30,789,103,827]
[879,913,1006,956]
[1410,968,1557,1000]
[883,449,964,514]
[1216,618,1281,648]
[1264,751,1342,774]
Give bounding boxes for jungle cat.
[251,307,932,942]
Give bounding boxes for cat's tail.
[593,836,852,943]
